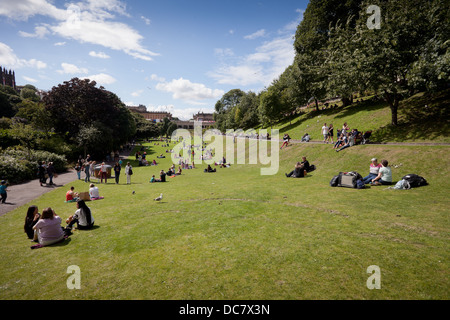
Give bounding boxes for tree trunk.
[384,91,399,126]
[314,98,319,111]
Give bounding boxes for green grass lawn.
[0,139,448,300]
[273,90,450,144]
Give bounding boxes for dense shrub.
[0,148,68,184]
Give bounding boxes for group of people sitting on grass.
[150,165,183,183]
[65,184,104,203]
[363,158,392,186]
[25,199,95,248]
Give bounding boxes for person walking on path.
[84,161,91,183]
[321,123,329,143]
[38,161,47,186]
[114,162,121,184]
[0,180,8,204]
[47,162,56,186]
[125,162,132,185]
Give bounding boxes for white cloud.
[209,35,294,87]
[0,0,66,21]
[156,78,224,105]
[18,25,49,38]
[54,42,66,46]
[0,42,47,69]
[89,51,110,59]
[149,74,166,82]
[57,63,88,74]
[23,76,38,83]
[244,29,266,40]
[131,89,144,97]
[0,0,158,61]
[50,14,158,61]
[141,16,151,25]
[82,73,116,85]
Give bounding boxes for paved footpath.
[0,169,78,217]
[0,148,134,217]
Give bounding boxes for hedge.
[0,148,67,184]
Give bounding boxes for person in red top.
[66,186,79,203]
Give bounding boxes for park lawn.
[272,90,450,144]
[0,140,448,300]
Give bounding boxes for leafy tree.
[214,89,245,132]
[43,78,136,156]
[8,120,44,156]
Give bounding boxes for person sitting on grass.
[155,170,166,182]
[65,186,79,203]
[176,166,182,175]
[371,160,393,186]
[65,200,95,231]
[300,156,311,172]
[363,158,382,184]
[335,133,354,152]
[150,175,156,183]
[204,165,217,173]
[285,162,307,178]
[301,133,310,142]
[24,205,41,239]
[32,207,65,248]
[89,183,104,200]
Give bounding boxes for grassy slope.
[273,89,450,143]
[0,139,448,300]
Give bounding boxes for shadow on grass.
[372,90,450,143]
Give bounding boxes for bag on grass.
[330,175,339,187]
[338,172,362,188]
[393,179,411,190]
[401,174,428,188]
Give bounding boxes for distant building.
[0,66,16,90]
[174,111,215,130]
[193,112,214,122]
[127,105,172,122]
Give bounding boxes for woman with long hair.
[32,207,65,246]
[66,200,95,230]
[24,205,40,239]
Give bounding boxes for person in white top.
[66,200,95,230]
[89,183,103,200]
[125,162,132,185]
[321,123,329,143]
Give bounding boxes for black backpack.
[401,174,428,188]
[330,175,339,187]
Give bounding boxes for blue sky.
[0,0,306,120]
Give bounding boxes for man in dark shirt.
[300,157,310,172]
[159,170,166,182]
